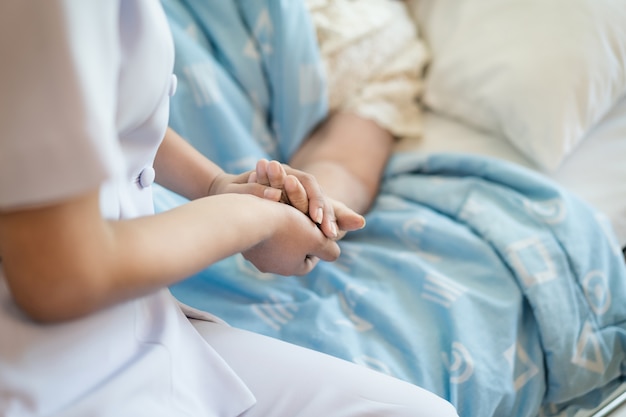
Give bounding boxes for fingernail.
[314,207,323,224]
[331,222,338,238]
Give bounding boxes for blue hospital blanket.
[156,1,626,416]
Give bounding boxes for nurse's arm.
[0,189,339,323]
[154,127,281,201]
[153,127,224,200]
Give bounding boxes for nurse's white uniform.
[0,2,457,416]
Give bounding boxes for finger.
[247,171,283,202]
[283,175,308,214]
[335,204,366,232]
[247,171,258,184]
[320,199,365,239]
[319,212,339,240]
[293,255,320,276]
[291,172,325,224]
[263,187,283,202]
[304,218,341,261]
[335,230,348,241]
[266,160,287,190]
[230,171,254,186]
[255,159,270,186]
[310,237,341,262]
[231,182,282,201]
[280,165,328,224]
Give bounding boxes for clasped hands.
[208,159,366,275]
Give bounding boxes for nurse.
[0,1,458,416]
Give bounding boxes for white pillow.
[409,0,626,171]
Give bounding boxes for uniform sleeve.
[0,1,123,209]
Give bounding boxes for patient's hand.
[249,159,365,239]
[249,159,309,213]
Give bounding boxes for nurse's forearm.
[153,127,225,200]
[0,190,330,323]
[109,194,280,292]
[289,112,394,214]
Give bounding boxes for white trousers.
[191,320,458,417]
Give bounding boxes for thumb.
[335,205,366,232]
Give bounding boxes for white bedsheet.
[396,96,626,247]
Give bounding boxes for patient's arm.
[289,112,395,215]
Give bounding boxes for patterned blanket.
[156,1,626,416]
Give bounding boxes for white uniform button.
[168,74,178,97]
[138,166,156,188]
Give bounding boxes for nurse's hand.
[242,203,340,276]
[248,159,365,240]
[207,170,284,203]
